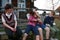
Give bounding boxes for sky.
[34,0,60,14]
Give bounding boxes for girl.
[33,8,50,40]
[22,11,40,40]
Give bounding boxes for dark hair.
[32,7,37,11]
[5,4,13,10]
[29,11,35,16]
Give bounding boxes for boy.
[44,11,55,27]
[44,11,59,39]
[1,4,22,40]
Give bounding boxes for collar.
[5,13,12,16]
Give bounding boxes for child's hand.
[37,19,40,21]
[10,27,16,32]
[53,22,56,25]
[14,28,16,32]
[46,24,50,27]
[37,18,42,22]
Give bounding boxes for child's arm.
[3,22,14,30]
[35,12,41,18]
[26,13,30,19]
[14,21,17,28]
[37,18,42,22]
[14,15,17,29]
[34,12,43,24]
[1,16,15,31]
[37,18,43,24]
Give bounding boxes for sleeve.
[14,14,17,21]
[50,17,55,26]
[1,16,6,23]
[52,17,54,22]
[26,13,30,19]
[43,17,48,25]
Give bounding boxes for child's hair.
[5,4,13,10]
[32,7,37,11]
[51,11,55,15]
[29,11,35,16]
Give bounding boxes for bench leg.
[0,35,1,40]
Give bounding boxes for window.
[18,0,24,3]
[18,0,26,11]
[8,0,11,4]
[0,0,2,11]
[0,0,2,18]
[0,0,2,8]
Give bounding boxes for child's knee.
[24,33,28,37]
[36,35,39,38]
[38,28,42,31]
[45,27,50,32]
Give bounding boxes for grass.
[55,19,60,40]
[55,19,60,29]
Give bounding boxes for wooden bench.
[0,32,7,40]
[0,19,26,40]
[0,19,60,40]
[0,20,6,40]
[0,25,25,40]
[0,22,8,40]
[0,30,25,40]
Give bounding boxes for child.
[44,11,59,39]
[33,8,50,40]
[23,11,40,40]
[26,11,43,40]
[1,4,22,40]
[44,11,55,26]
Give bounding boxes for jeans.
[5,27,22,40]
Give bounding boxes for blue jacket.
[44,16,54,26]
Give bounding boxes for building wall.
[0,0,2,7]
[0,0,34,19]
[12,0,17,7]
[2,0,12,7]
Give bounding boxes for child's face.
[49,13,53,17]
[6,8,13,13]
[34,13,37,18]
